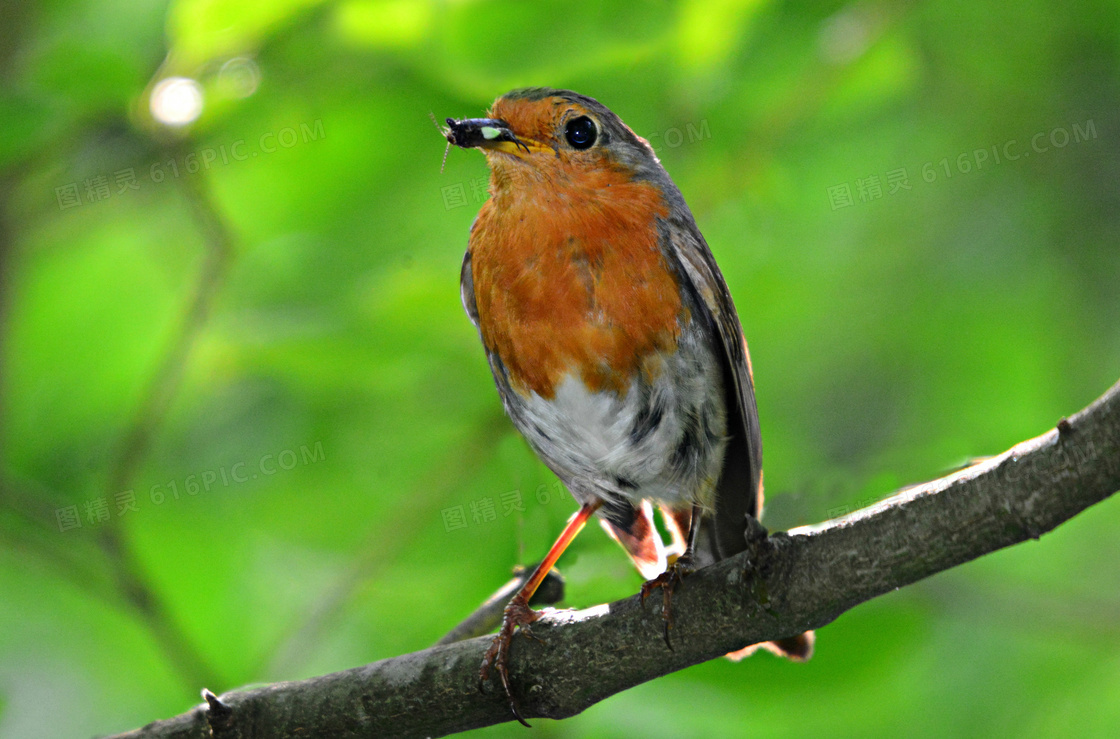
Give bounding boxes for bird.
[445,88,813,725]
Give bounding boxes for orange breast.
[469,161,681,399]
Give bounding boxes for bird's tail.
[725,631,815,662]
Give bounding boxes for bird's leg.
[640,503,703,649]
[479,499,601,727]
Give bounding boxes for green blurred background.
[2,0,1119,736]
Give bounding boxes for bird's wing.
[461,247,534,434]
[663,215,763,561]
[461,248,480,330]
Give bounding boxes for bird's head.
[444,88,667,194]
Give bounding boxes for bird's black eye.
[564,116,597,150]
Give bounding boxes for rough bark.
[109,379,1120,739]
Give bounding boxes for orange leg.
[480,499,602,726]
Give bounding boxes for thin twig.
[435,565,566,646]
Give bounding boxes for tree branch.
[109,379,1120,739]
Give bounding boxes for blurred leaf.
[167,0,329,69]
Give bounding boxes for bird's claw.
[640,556,695,649]
[479,598,540,727]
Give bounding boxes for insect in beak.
[443,117,533,155]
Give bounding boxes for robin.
[445,88,813,725]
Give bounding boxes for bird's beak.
[443,117,546,156]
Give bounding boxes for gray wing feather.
[663,215,764,560]
[461,249,480,330]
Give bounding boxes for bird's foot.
[640,555,696,649]
[479,597,543,727]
